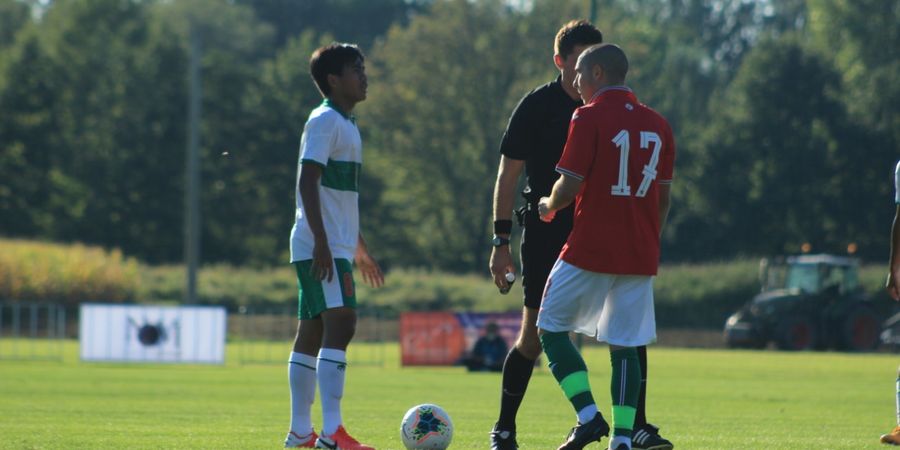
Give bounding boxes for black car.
[724,254,881,351]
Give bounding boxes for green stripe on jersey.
[300,158,326,169]
[321,159,360,192]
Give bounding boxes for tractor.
[724,254,881,351]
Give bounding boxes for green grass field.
[0,341,895,449]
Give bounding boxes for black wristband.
[493,220,513,235]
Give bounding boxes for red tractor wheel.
[776,316,818,351]
[838,305,880,351]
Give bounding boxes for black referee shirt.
[499,75,580,231]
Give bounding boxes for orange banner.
[399,312,467,366]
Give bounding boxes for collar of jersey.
[588,85,633,104]
[322,98,356,123]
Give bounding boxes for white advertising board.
[79,304,226,364]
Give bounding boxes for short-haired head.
[554,20,603,59]
[576,43,628,85]
[309,43,365,96]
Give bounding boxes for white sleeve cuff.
[556,167,584,181]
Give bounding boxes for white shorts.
[536,259,656,347]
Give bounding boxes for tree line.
[0,0,897,272]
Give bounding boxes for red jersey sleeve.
[556,108,596,181]
[658,120,676,184]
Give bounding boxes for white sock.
[318,348,347,436]
[577,404,598,424]
[897,374,900,426]
[289,352,317,435]
[609,435,632,450]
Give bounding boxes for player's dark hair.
[555,20,603,59]
[309,43,365,96]
[579,43,628,84]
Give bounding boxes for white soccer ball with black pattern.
[400,403,453,449]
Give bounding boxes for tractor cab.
[759,254,860,297]
[725,254,879,351]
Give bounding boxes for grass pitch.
[0,341,895,449]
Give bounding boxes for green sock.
[540,331,596,415]
[610,347,641,437]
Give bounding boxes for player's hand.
[538,196,556,222]
[887,271,900,301]
[311,240,334,282]
[490,245,515,292]
[355,247,384,288]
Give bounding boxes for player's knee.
[320,308,357,348]
[294,322,323,352]
[517,334,543,359]
[329,321,356,342]
[322,331,354,350]
[293,334,321,354]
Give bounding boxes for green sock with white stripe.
[610,347,641,437]
[540,331,597,423]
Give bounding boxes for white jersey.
[290,101,362,262]
[895,160,900,204]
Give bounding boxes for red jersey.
[555,87,675,275]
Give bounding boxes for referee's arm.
[492,156,525,227]
[489,155,524,290]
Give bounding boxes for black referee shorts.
[520,210,572,309]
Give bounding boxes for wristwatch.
[491,236,510,247]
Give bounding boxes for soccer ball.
[400,403,453,449]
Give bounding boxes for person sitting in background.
[464,322,508,372]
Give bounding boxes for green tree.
[237,0,429,49]
[362,0,541,271]
[0,0,30,50]
[805,0,900,259]
[152,0,279,264]
[0,29,80,237]
[20,0,189,261]
[0,0,277,263]
[808,0,899,144]
[689,36,870,257]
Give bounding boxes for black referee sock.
[497,347,535,431]
[634,345,648,428]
